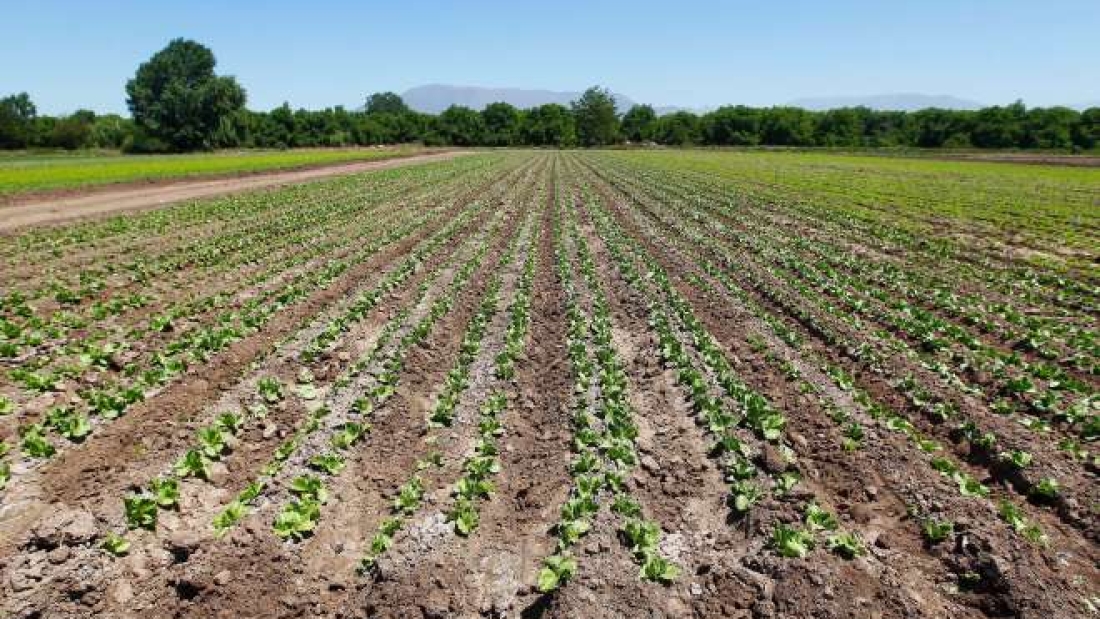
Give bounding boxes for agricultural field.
[0,150,1096,618]
[0,146,423,198]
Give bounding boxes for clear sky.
[3,0,1098,115]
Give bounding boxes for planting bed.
[0,150,1096,618]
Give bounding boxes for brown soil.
[0,151,1095,619]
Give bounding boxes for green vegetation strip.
[0,147,422,196]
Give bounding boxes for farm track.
[0,150,469,232]
[0,151,1096,619]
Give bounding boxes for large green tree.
[621,104,656,142]
[521,104,576,147]
[365,92,410,115]
[125,39,246,151]
[653,111,700,145]
[1072,107,1100,149]
[760,107,816,145]
[701,106,761,145]
[481,102,521,146]
[571,86,620,146]
[0,92,37,148]
[436,105,484,146]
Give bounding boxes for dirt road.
[0,150,470,232]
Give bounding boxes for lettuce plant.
[124,494,158,530]
[198,426,228,459]
[730,480,763,514]
[331,422,366,450]
[921,518,954,544]
[257,377,283,403]
[149,477,179,508]
[290,474,328,503]
[771,524,814,558]
[448,498,480,536]
[174,449,211,480]
[273,498,321,540]
[101,532,131,556]
[19,424,55,458]
[826,532,865,559]
[214,501,247,535]
[309,453,345,475]
[537,554,578,593]
[639,553,680,583]
[1030,476,1059,501]
[805,503,839,531]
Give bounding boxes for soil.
[0,151,1095,619]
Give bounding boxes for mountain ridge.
[396,85,1094,114]
[786,93,984,111]
[401,84,683,114]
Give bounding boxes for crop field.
[0,150,1096,618]
[0,147,422,198]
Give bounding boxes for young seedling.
[921,518,954,544]
[998,449,1032,469]
[20,424,56,458]
[101,532,131,556]
[639,553,681,583]
[273,498,321,540]
[537,553,578,593]
[826,531,866,559]
[289,474,328,503]
[149,477,179,508]
[770,524,814,558]
[729,480,763,514]
[174,449,211,480]
[805,502,839,531]
[1030,477,1060,501]
[257,377,283,403]
[309,453,345,475]
[124,494,158,530]
[448,498,480,536]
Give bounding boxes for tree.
[48,109,96,149]
[970,101,1025,148]
[481,102,520,146]
[89,114,134,149]
[1023,106,1078,149]
[436,105,483,146]
[125,38,246,151]
[571,86,619,146]
[621,105,656,142]
[701,106,761,145]
[814,108,865,146]
[1072,107,1100,149]
[365,92,410,115]
[865,110,913,146]
[911,108,959,147]
[653,111,700,145]
[760,107,816,145]
[521,104,576,147]
[0,92,37,148]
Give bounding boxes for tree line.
[2,39,1097,152]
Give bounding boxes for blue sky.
[3,0,1098,115]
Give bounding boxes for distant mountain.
[401,84,641,114]
[787,93,984,111]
